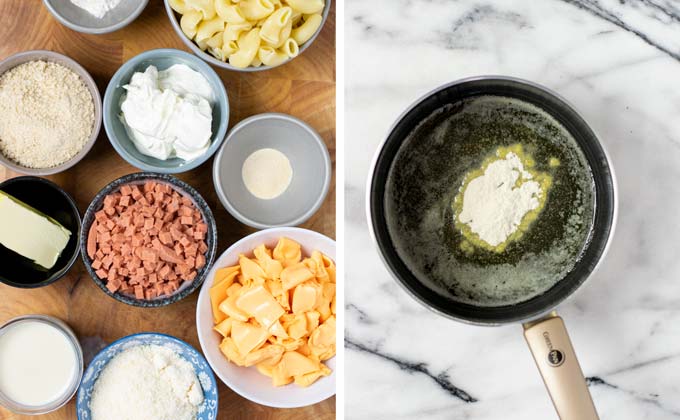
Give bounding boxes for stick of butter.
[0,191,71,270]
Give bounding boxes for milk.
[0,320,77,406]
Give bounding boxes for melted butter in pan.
[385,96,595,307]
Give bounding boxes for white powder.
[70,0,122,19]
[90,345,203,420]
[458,152,542,246]
[241,148,293,199]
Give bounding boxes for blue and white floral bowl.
[76,333,218,419]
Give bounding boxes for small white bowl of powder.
[0,50,101,176]
[212,113,332,229]
[42,0,148,35]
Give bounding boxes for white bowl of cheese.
[195,227,336,408]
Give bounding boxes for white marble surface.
[344,1,680,419]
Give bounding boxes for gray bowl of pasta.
[164,0,331,72]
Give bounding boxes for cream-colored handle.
[523,313,599,420]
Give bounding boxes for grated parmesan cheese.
[90,345,203,420]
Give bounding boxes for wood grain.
[0,1,335,419]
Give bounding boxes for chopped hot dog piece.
[88,181,209,301]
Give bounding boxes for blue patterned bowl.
[76,333,218,419]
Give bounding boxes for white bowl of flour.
[43,0,148,34]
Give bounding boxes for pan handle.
[523,312,599,420]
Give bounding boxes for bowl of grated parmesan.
[76,332,218,420]
[0,50,102,176]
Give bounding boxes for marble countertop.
[344,0,680,418]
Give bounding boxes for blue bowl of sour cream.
[103,49,229,173]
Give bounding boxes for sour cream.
[120,64,214,161]
[0,319,78,407]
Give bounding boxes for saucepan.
[367,76,616,419]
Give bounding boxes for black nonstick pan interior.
[369,77,616,324]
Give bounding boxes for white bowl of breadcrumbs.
[0,50,101,175]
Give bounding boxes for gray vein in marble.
[346,303,377,324]
[587,376,680,416]
[439,5,531,50]
[603,353,680,376]
[629,0,680,23]
[558,0,680,60]
[345,336,478,403]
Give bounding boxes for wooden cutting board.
[0,1,336,419]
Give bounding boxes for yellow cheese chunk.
[256,362,275,378]
[210,269,240,323]
[309,316,336,361]
[254,244,283,279]
[315,282,335,322]
[231,321,270,356]
[297,342,312,357]
[322,254,336,283]
[244,344,284,367]
[219,294,249,322]
[292,282,318,314]
[275,338,304,352]
[280,263,314,290]
[219,337,245,366]
[212,265,240,288]
[274,351,319,380]
[294,364,331,387]
[272,373,294,387]
[268,319,289,339]
[284,313,308,340]
[214,318,233,337]
[226,282,242,297]
[236,285,285,329]
[275,288,290,311]
[273,237,302,267]
[305,311,320,333]
[310,250,330,282]
[210,238,335,388]
[239,254,267,283]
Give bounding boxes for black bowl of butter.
[0,176,81,288]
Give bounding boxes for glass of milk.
[0,315,83,415]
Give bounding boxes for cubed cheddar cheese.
[209,237,335,388]
[280,263,314,291]
[219,294,249,322]
[294,364,331,387]
[219,337,245,366]
[230,321,270,356]
[268,319,289,339]
[292,282,318,314]
[239,255,266,283]
[244,344,284,367]
[214,318,233,337]
[210,269,239,323]
[273,237,301,267]
[273,351,320,381]
[254,244,283,279]
[236,285,285,330]
[309,316,336,361]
